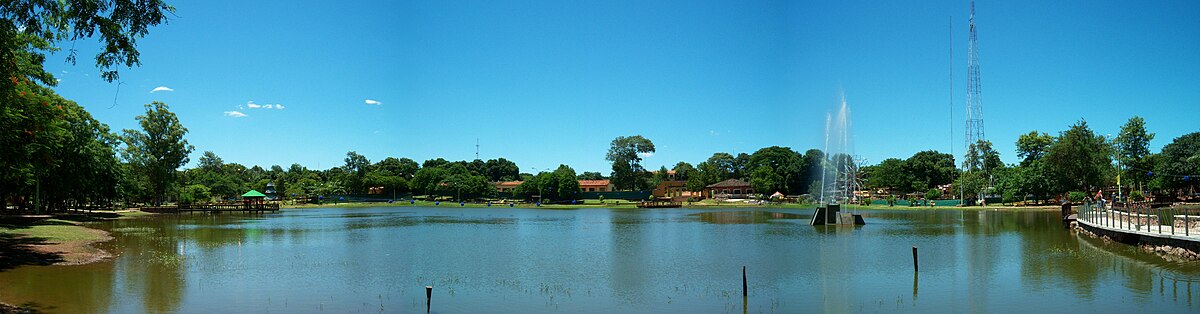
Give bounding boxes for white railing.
[1077,200,1198,238]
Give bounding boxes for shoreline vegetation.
[0,211,145,269]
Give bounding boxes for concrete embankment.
[1074,218,1200,260]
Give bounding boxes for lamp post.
[1109,133,1122,203]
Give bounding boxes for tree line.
[861,117,1200,205]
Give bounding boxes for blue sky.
[44,0,1200,173]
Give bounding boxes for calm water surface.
[1,207,1198,313]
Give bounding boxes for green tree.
[551,164,580,200]
[749,165,784,196]
[1,0,174,83]
[748,146,804,194]
[1153,132,1200,194]
[121,102,194,204]
[865,158,910,193]
[1015,131,1054,166]
[903,150,956,192]
[965,140,1002,172]
[732,153,751,179]
[1044,119,1112,194]
[605,135,655,190]
[179,184,211,204]
[577,171,605,180]
[411,166,449,197]
[483,158,520,181]
[1116,116,1155,192]
[704,153,737,181]
[672,162,696,181]
[374,157,419,178]
[342,151,370,193]
[422,158,449,169]
[925,188,943,202]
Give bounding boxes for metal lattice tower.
[964,0,987,202]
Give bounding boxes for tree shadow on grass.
[0,232,65,272]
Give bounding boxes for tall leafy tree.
[1015,131,1054,166]
[1,0,174,83]
[903,150,956,192]
[800,149,826,194]
[1152,132,1200,194]
[551,164,580,200]
[342,151,370,193]
[671,162,695,181]
[121,102,194,204]
[732,153,751,179]
[747,146,804,194]
[749,165,784,195]
[1044,119,1112,194]
[865,158,910,193]
[605,135,655,190]
[483,158,520,181]
[576,171,605,180]
[1116,116,1155,191]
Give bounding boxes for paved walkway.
[1077,205,1200,242]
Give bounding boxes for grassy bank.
[0,217,115,267]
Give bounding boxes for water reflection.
[0,207,1196,313]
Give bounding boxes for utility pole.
[951,15,961,204]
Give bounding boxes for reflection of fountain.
[812,97,866,226]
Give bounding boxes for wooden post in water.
[425,285,432,312]
[912,246,919,272]
[742,266,747,297]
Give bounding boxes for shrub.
[1130,190,1144,202]
[1068,191,1086,203]
[925,189,942,201]
[886,195,896,207]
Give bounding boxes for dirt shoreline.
[32,225,114,265]
[1,218,116,266]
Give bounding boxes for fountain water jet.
[811,96,865,226]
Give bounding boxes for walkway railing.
[1077,200,1199,239]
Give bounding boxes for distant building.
[493,181,523,194]
[650,169,678,181]
[706,178,754,199]
[653,180,701,200]
[578,180,613,192]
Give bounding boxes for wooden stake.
[912,246,919,272]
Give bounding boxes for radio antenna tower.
[475,138,480,160]
[964,0,987,204]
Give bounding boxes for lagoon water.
[2,206,1199,313]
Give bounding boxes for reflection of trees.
[695,211,804,225]
[0,256,116,313]
[610,210,649,304]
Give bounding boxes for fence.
[1076,200,1199,238]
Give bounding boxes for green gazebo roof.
[241,190,267,198]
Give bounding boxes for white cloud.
[275,104,286,110]
[638,152,655,158]
[263,104,274,109]
[223,111,247,118]
[365,99,382,105]
[150,86,174,93]
[247,101,262,109]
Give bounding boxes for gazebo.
[242,190,267,208]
